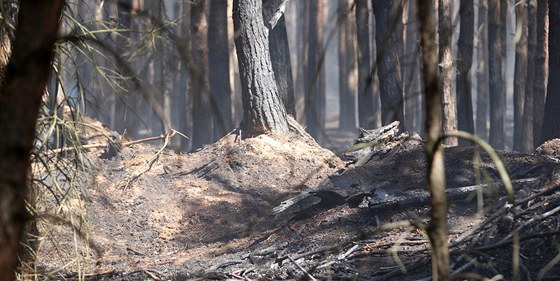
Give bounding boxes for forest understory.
[28,114,560,281]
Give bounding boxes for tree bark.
[513,0,528,151]
[533,0,548,146]
[305,0,325,140]
[372,0,404,126]
[476,0,489,140]
[418,0,450,279]
[0,1,64,279]
[233,0,289,137]
[439,0,457,146]
[356,0,375,128]
[522,0,537,151]
[488,0,505,149]
[456,0,474,145]
[191,0,212,149]
[403,0,422,134]
[541,0,560,143]
[209,0,233,140]
[338,0,357,129]
[263,0,296,117]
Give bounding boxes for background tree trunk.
[0,1,64,279]
[208,0,233,140]
[541,0,560,144]
[522,0,537,151]
[372,0,404,126]
[403,0,423,134]
[533,0,548,146]
[338,0,357,130]
[305,0,325,140]
[476,0,489,140]
[513,0,528,152]
[191,0,212,149]
[456,0,474,145]
[355,0,375,128]
[233,0,289,137]
[439,0,457,146]
[488,0,505,149]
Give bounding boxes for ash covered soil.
[34,123,560,280]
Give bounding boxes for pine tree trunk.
[233,0,289,137]
[476,0,489,140]
[305,0,325,140]
[209,0,233,140]
[513,0,528,151]
[533,1,548,146]
[522,0,537,151]
[456,0,474,145]
[541,0,560,143]
[372,0,404,126]
[191,0,213,149]
[338,0,357,129]
[488,0,505,149]
[439,0,457,146]
[356,0,375,128]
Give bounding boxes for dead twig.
[287,255,317,281]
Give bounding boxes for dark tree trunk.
[476,0,489,140]
[456,0,474,145]
[488,0,505,149]
[356,0,375,128]
[522,0,537,151]
[439,0,457,146]
[208,0,233,140]
[233,0,289,137]
[0,1,64,280]
[513,0,528,151]
[403,0,422,133]
[533,0,548,145]
[338,0,357,129]
[541,0,560,144]
[191,0,212,149]
[418,0,450,279]
[372,0,404,126]
[263,0,296,117]
[305,0,325,140]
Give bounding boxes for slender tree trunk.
[476,0,489,140]
[488,0,505,149]
[356,0,375,128]
[513,0,528,151]
[191,0,212,149]
[522,0,537,151]
[541,0,560,143]
[208,0,233,140]
[533,1,548,146]
[0,2,64,280]
[338,0,357,129]
[439,0,457,146]
[305,0,325,140]
[456,0,474,145]
[403,0,422,133]
[372,0,404,126]
[418,0,450,279]
[233,0,289,137]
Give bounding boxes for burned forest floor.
[29,117,560,281]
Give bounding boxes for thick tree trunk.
[513,0,528,151]
[233,0,289,137]
[372,0,404,126]
[209,0,233,140]
[522,0,537,151]
[356,0,375,128]
[439,0,457,146]
[456,0,474,145]
[488,0,505,149]
[541,0,560,143]
[338,0,357,129]
[476,0,489,140]
[263,0,296,117]
[0,1,64,280]
[305,0,325,140]
[418,0,450,279]
[533,1,548,145]
[191,0,212,149]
